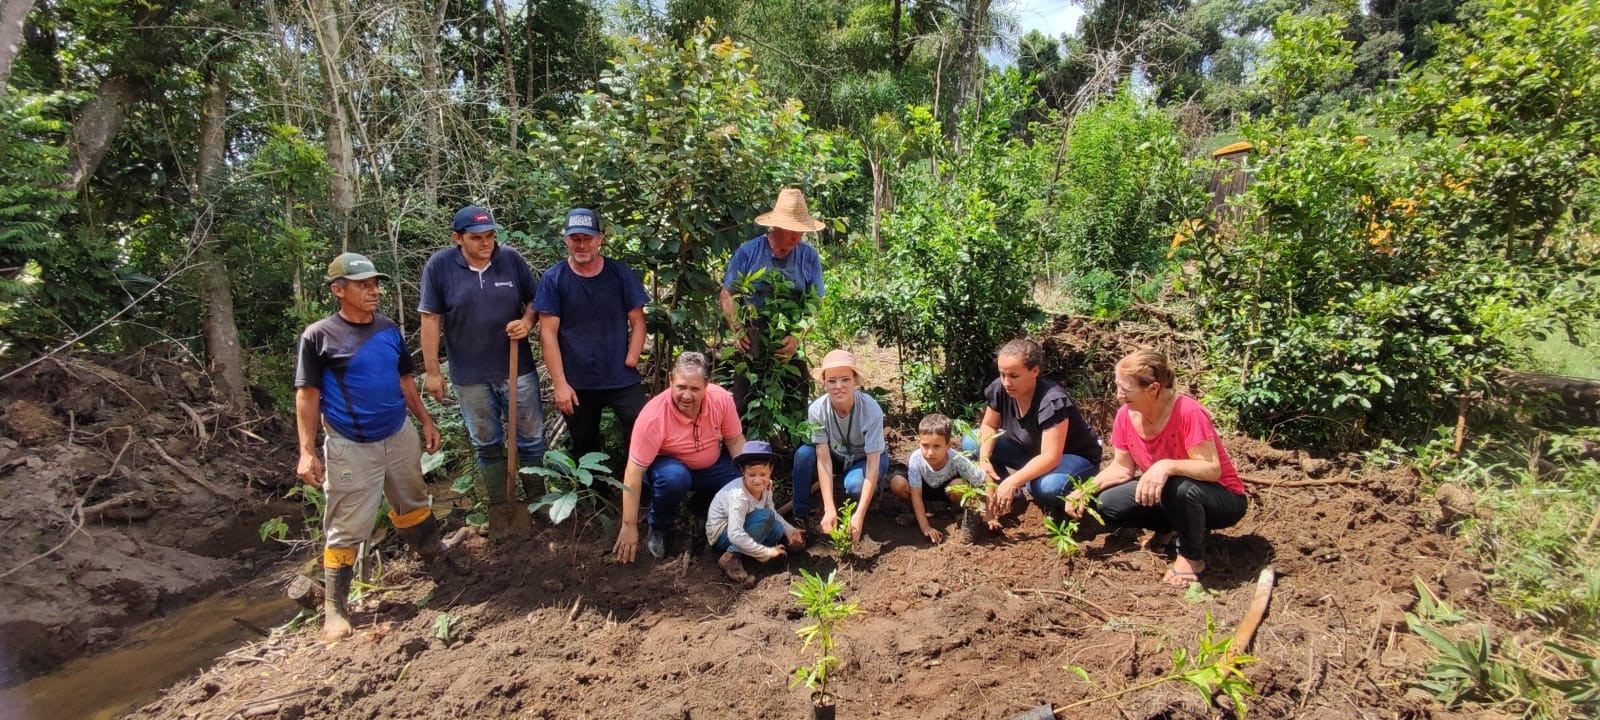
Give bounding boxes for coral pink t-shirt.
[1110,395,1244,495]
[628,383,743,470]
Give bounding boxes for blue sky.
[1008,0,1085,42]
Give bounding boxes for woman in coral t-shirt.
[1065,350,1247,587]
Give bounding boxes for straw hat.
[813,348,865,383]
[755,188,826,233]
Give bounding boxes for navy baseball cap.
[452,205,502,233]
[562,208,603,237]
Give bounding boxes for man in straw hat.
[295,252,468,643]
[719,187,827,417]
[791,348,889,542]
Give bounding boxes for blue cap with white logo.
[562,208,603,237]
[452,205,502,233]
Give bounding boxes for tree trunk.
[889,0,903,71]
[63,75,139,194]
[195,64,247,410]
[492,0,521,148]
[0,0,35,88]
[951,0,994,117]
[310,0,356,252]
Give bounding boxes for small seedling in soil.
[433,613,462,645]
[526,450,624,527]
[949,482,997,542]
[1060,610,1257,717]
[790,569,860,717]
[1043,516,1081,557]
[827,499,857,557]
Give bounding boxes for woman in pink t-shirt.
[1064,350,1247,587]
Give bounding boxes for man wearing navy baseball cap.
[536,208,649,462]
[419,205,545,539]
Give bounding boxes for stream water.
[1,582,297,720]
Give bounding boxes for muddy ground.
[88,316,1504,720]
[121,436,1490,720]
[0,352,297,686]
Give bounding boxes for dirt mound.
[129,441,1491,719]
[0,352,295,685]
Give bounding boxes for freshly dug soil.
[0,352,296,685]
[126,434,1491,720]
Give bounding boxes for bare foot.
[1162,556,1206,588]
[718,551,755,588]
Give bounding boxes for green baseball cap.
[326,252,390,283]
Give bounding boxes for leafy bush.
[510,23,844,379]
[826,73,1046,412]
[721,270,818,449]
[1034,90,1196,315]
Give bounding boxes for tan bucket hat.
[755,188,826,233]
[813,348,866,383]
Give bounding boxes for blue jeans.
[790,445,890,518]
[457,371,545,468]
[961,435,1097,513]
[646,452,739,532]
[712,508,787,554]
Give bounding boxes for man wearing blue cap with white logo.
[536,208,649,461]
[419,205,544,539]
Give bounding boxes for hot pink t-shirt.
[1110,395,1244,495]
[628,383,743,470]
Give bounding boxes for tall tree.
[0,0,33,87]
[195,57,247,409]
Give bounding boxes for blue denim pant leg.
[841,453,891,499]
[713,507,787,554]
[793,446,888,516]
[791,444,819,517]
[456,372,546,466]
[647,453,738,531]
[961,435,1096,512]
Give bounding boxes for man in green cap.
[295,252,467,644]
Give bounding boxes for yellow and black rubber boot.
[320,546,356,643]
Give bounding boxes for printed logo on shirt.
[494,281,514,288]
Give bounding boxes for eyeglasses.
[823,377,854,387]
[1115,381,1148,395]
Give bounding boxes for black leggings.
[1096,477,1247,562]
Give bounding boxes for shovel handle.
[507,339,518,500]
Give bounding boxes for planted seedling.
[827,499,857,557]
[1059,610,1257,716]
[949,481,996,544]
[790,569,860,719]
[526,450,625,527]
[1043,516,1081,557]
[433,613,462,645]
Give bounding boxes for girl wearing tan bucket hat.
[791,348,889,542]
[719,188,829,417]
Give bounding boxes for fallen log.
[285,574,323,611]
[1226,567,1276,663]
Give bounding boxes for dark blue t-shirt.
[984,377,1102,463]
[534,258,649,390]
[295,313,413,443]
[418,244,538,386]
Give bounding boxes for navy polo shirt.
[534,258,649,390]
[295,313,411,443]
[418,244,538,386]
